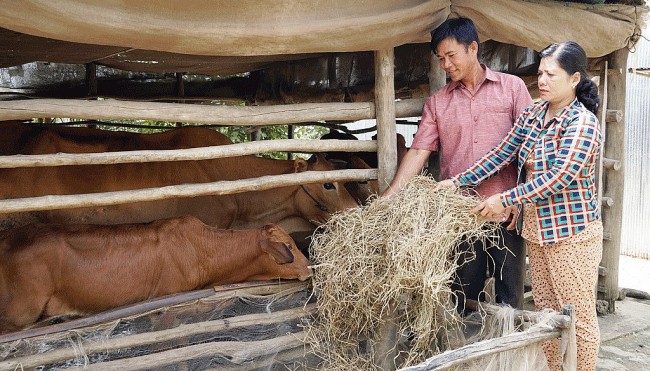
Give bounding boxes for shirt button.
[474,116,478,121]
[474,139,478,143]
[471,97,475,101]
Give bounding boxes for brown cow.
[0,125,359,232]
[0,121,233,155]
[0,215,312,333]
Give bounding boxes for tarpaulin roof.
[0,0,646,75]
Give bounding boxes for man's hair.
[430,17,480,54]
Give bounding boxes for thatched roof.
[0,0,647,75]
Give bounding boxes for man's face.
[435,37,478,82]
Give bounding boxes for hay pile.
[304,175,501,369]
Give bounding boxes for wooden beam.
[0,139,377,168]
[0,168,376,214]
[0,98,426,125]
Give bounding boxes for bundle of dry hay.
[304,175,501,369]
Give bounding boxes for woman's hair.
[430,17,480,54]
[539,41,600,114]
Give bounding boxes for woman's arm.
[500,113,601,207]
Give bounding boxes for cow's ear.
[265,242,295,264]
[294,158,308,173]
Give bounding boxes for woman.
[438,41,602,370]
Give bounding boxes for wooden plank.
[0,168,376,214]
[1,305,315,370]
[0,98,426,125]
[0,139,377,169]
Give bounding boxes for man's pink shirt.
[411,66,532,198]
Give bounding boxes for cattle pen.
[0,0,648,370]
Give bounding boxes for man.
[383,17,532,310]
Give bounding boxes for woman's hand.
[471,193,506,221]
[434,179,456,191]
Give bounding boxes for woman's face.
[537,56,579,108]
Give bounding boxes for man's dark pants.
[451,223,525,311]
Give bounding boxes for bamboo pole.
[1,305,315,370]
[0,98,426,125]
[373,47,398,371]
[0,139,377,168]
[0,168,376,214]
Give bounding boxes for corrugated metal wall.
[621,24,650,258]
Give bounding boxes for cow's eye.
[323,183,335,190]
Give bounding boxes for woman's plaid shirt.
[452,98,602,245]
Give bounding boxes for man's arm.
[381,148,432,198]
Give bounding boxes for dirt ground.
[597,255,650,370]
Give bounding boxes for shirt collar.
[446,64,495,93]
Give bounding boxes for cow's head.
[345,155,379,205]
[293,154,359,225]
[257,224,313,281]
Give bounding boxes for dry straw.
[305,175,502,369]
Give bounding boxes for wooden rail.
[0,168,376,214]
[0,139,377,168]
[0,98,426,125]
[400,302,576,371]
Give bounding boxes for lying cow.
[0,125,359,232]
[0,215,312,333]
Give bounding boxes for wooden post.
[373,48,398,370]
[560,305,577,370]
[374,48,397,194]
[85,63,97,97]
[428,52,446,179]
[175,72,185,126]
[598,48,628,313]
